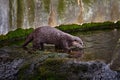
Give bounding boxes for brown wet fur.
[22,26,83,53]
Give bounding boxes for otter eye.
[74,39,77,41]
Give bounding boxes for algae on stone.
[57,0,65,18]
[17,0,24,28]
[26,0,35,26]
[43,0,51,13]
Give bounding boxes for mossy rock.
[37,58,68,80]
[115,21,120,28]
[56,21,117,33]
[0,28,33,41]
[0,28,33,47]
[17,56,69,80]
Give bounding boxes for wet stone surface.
[0,50,120,80]
[0,59,23,80]
[60,61,120,80]
[0,44,119,80]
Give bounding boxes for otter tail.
[22,33,33,47]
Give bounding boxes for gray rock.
[0,59,24,80]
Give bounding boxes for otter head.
[72,36,84,49]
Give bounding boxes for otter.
[22,26,83,53]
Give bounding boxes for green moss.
[56,24,80,33]
[43,0,51,13]
[82,53,96,61]
[7,28,33,40]
[27,0,35,26]
[0,28,33,47]
[57,0,65,18]
[18,63,31,80]
[68,0,76,5]
[56,21,116,33]
[81,21,115,30]
[38,58,67,80]
[42,58,64,67]
[17,63,41,80]
[115,21,120,28]
[17,0,24,28]
[82,0,91,5]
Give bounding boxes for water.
[75,29,120,63]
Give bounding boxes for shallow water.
[1,29,120,63]
[75,29,120,63]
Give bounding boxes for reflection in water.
[75,29,120,63]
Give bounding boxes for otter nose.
[77,44,84,49]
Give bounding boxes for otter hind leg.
[22,33,33,47]
[32,39,41,50]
